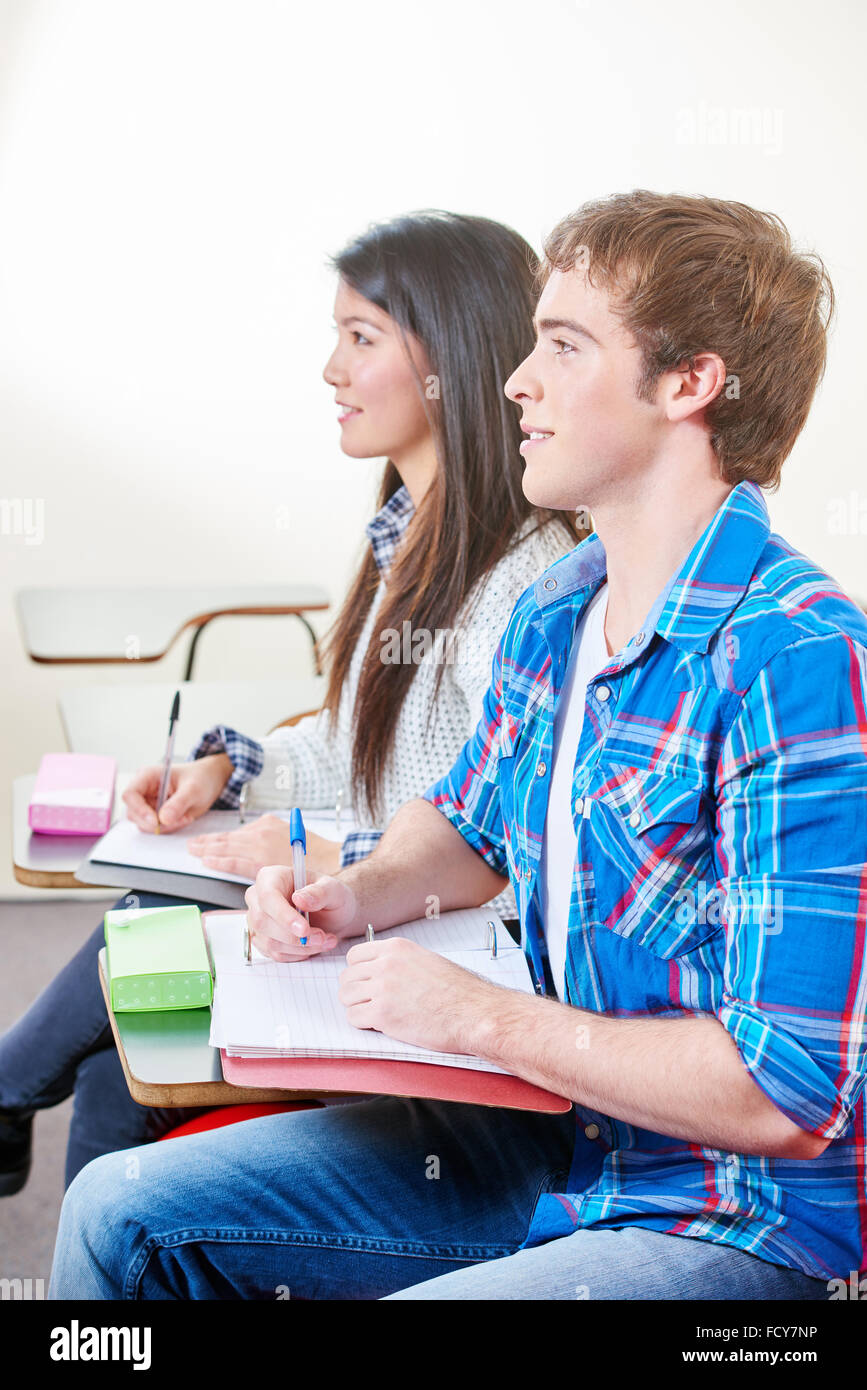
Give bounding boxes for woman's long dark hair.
[319,210,581,820]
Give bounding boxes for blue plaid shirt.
[425,480,867,1280]
[190,486,416,867]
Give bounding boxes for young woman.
[0,211,581,1195]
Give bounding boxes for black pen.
[154,691,181,832]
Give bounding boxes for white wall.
[2,0,865,895]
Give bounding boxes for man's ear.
[662,352,727,423]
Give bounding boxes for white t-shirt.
[540,581,610,999]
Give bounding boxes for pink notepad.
[28,753,117,835]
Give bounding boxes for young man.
[50,192,867,1300]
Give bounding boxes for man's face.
[504,267,663,512]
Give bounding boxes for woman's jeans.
[0,893,210,1186]
[48,1097,832,1300]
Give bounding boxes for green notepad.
[104,904,213,1012]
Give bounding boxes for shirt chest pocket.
[591,766,719,957]
[498,711,523,761]
[498,682,548,763]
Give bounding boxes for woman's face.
[322,278,433,462]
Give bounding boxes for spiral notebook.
[206,908,534,1075]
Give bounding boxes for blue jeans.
[49,1097,831,1300]
[0,893,211,1185]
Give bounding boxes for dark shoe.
[0,1108,33,1196]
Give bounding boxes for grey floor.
[0,896,114,1287]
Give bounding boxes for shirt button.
[524,866,532,880]
[574,796,584,816]
[543,578,557,591]
[596,685,610,702]
[536,761,547,777]
[629,810,641,828]
[584,1123,600,1140]
[634,631,645,645]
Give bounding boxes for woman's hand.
[245,865,358,962]
[187,818,342,879]
[122,754,233,833]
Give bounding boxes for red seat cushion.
[158,1101,322,1142]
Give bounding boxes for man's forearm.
[457,987,826,1160]
[331,802,822,1159]
[337,797,508,935]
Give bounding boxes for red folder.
[220,1051,572,1113]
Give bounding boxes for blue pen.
[290,808,309,946]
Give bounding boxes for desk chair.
[158,1101,323,1144]
[16,585,329,680]
[268,707,321,731]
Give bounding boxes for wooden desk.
[98,950,314,1106]
[16,584,329,679]
[12,773,131,891]
[14,676,323,888]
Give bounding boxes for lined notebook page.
[86,807,357,885]
[206,909,533,1073]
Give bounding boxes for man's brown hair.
[541,191,834,491]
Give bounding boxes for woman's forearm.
[246,710,348,813]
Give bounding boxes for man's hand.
[338,937,497,1054]
[188,816,341,879]
[245,865,358,962]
